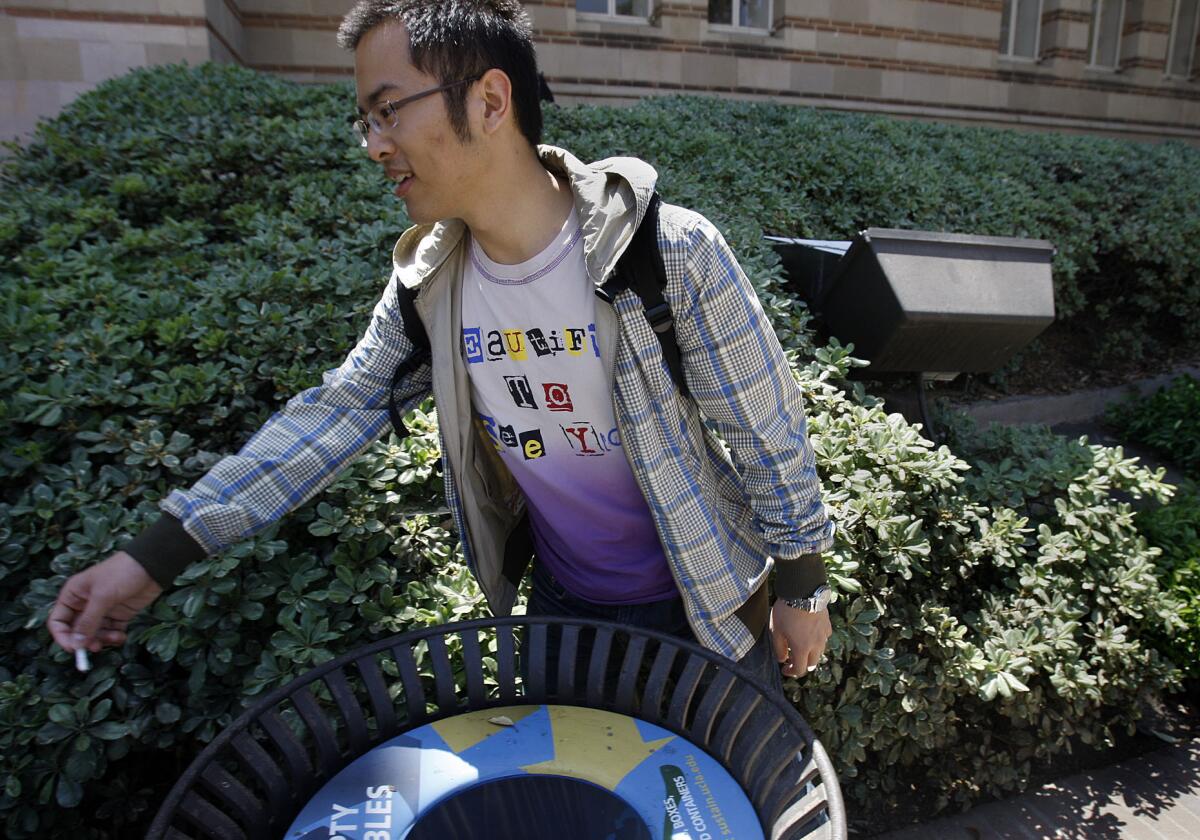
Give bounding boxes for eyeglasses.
[352,75,483,147]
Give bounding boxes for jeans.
[526,562,785,698]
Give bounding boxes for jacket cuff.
[773,553,828,601]
[123,513,208,589]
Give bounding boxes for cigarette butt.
[75,647,91,672]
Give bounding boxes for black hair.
[337,0,543,148]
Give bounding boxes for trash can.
[147,617,846,840]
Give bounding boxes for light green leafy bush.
[0,63,1188,836]
[783,358,1181,811]
[1104,376,1200,682]
[1130,483,1200,682]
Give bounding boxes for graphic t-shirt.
[461,206,676,605]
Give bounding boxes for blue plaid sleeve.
[160,271,433,555]
[672,215,834,561]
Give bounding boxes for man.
[48,0,834,689]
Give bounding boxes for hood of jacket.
[390,144,659,292]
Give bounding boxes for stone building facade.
[3,0,1198,146]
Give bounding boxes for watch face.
[801,586,831,611]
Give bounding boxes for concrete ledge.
[955,365,1200,428]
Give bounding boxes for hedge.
[0,63,1187,837]
[551,94,1200,362]
[1105,376,1200,681]
[1106,375,1200,478]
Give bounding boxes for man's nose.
[367,129,394,162]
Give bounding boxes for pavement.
[864,364,1199,839]
[949,365,1197,490]
[955,366,1200,430]
[870,739,1200,839]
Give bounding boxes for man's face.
[353,22,482,225]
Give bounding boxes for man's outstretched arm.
[48,270,432,652]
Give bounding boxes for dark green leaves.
[0,61,1194,836]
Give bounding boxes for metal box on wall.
[819,228,1057,375]
[763,236,850,309]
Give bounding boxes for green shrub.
[1105,376,1200,681]
[552,97,1200,363]
[792,397,1180,811]
[0,64,484,838]
[1131,483,1200,681]
[1105,374,1200,478]
[0,63,1187,836]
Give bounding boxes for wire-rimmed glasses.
[352,75,483,147]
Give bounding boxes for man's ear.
[476,68,513,137]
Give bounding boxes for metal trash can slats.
[148,617,847,840]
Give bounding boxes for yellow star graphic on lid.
[520,705,674,792]
[430,705,541,755]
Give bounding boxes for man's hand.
[47,551,163,654]
[770,599,832,679]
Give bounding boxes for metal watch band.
[783,584,831,612]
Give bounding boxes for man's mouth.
[388,170,414,197]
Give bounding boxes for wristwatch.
[783,584,832,613]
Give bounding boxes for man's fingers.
[97,629,128,646]
[781,643,802,677]
[47,614,77,652]
[790,646,811,678]
[771,624,789,664]
[57,585,89,612]
[47,582,87,651]
[72,595,113,652]
[769,602,833,681]
[47,552,162,657]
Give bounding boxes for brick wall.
[4,0,1198,147]
[2,1,215,145]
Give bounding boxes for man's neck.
[461,146,575,266]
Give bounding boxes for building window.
[1167,0,1200,78]
[1088,0,1125,69]
[576,0,651,18]
[999,0,1044,59]
[708,0,772,31]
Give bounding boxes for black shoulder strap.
[606,192,689,398]
[388,283,431,439]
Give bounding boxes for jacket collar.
[391,144,658,292]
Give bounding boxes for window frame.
[1166,0,1200,79]
[1086,0,1126,71]
[999,0,1046,62]
[707,0,775,35]
[575,0,654,22]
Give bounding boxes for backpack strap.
[388,282,431,439]
[602,192,689,398]
[390,191,687,438]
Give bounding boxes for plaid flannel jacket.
[127,146,834,659]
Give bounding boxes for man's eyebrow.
[356,82,401,115]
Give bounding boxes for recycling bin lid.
[285,704,763,840]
